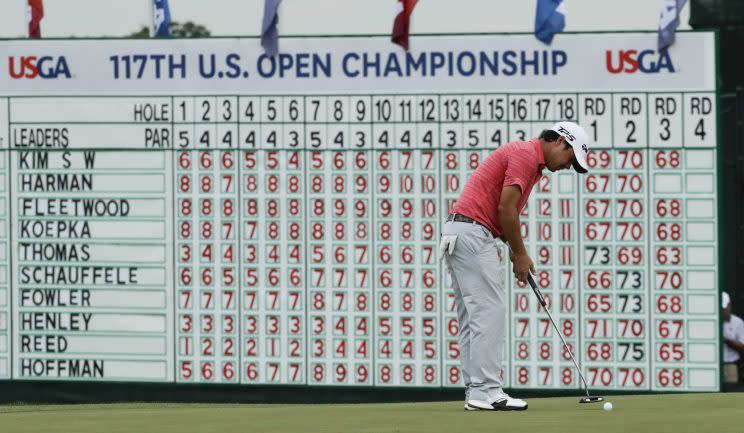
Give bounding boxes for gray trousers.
[442,221,507,402]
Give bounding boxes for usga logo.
[8,56,72,79]
[605,49,675,74]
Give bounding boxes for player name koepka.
[20,220,91,238]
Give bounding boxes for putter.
[525,272,604,404]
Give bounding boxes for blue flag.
[153,0,171,37]
[534,0,565,45]
[658,0,687,51]
[262,0,282,55]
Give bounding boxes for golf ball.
[603,402,613,411]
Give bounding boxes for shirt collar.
[532,138,546,171]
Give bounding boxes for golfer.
[440,122,591,411]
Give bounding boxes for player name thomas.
[19,243,91,261]
[19,266,138,285]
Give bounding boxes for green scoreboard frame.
[0,30,722,402]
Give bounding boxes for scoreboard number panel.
[0,32,719,392]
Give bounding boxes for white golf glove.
[439,235,458,260]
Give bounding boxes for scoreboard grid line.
[6,96,11,380]
[170,94,176,384]
[576,90,583,392]
[645,93,653,389]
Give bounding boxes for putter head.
[579,396,604,403]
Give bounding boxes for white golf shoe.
[466,391,528,411]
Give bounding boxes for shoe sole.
[466,403,528,411]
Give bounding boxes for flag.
[27,0,44,39]
[658,0,687,51]
[392,0,418,50]
[261,0,282,56]
[534,0,565,45]
[153,0,171,37]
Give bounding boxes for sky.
[0,0,691,38]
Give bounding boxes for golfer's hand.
[512,253,536,284]
[438,235,458,261]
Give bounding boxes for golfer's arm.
[499,185,526,255]
[725,336,744,354]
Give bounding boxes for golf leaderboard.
[0,32,719,392]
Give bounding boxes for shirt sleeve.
[503,146,536,193]
[737,319,744,342]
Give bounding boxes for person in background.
[722,291,744,383]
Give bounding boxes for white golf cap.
[723,291,731,308]
[550,121,590,174]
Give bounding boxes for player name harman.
[20,174,92,191]
[21,198,130,217]
[20,220,91,238]
[19,266,138,285]
[20,312,92,331]
[13,127,69,147]
[21,289,91,306]
[19,243,90,261]
[20,358,103,378]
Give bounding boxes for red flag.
[391,0,418,50]
[27,0,44,38]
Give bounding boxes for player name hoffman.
[19,266,138,285]
[20,359,103,378]
[20,174,92,192]
[20,198,130,217]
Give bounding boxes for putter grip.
[527,273,547,308]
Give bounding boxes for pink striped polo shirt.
[452,138,545,238]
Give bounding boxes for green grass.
[0,393,740,433]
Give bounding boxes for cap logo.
[581,144,588,153]
[557,126,575,142]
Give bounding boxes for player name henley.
[452,138,545,238]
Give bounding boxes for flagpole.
[23,0,28,38]
[149,0,155,37]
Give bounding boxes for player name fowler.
[19,266,138,285]
[20,289,91,306]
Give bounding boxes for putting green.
[0,393,740,433]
